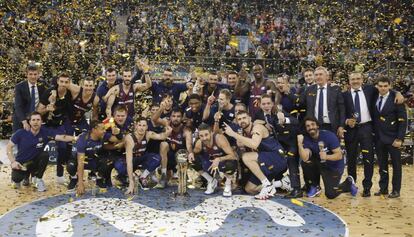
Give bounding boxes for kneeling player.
[73,120,120,195]
[192,123,237,197]
[125,118,172,194]
[224,110,287,200]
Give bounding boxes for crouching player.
[125,118,172,195]
[72,120,120,195]
[192,123,237,197]
[224,110,287,200]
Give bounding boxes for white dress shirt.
[351,87,372,123]
[376,91,390,112]
[315,84,330,124]
[29,82,39,108]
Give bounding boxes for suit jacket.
[373,91,407,144]
[12,80,46,131]
[342,84,377,140]
[299,84,345,132]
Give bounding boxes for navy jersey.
[132,133,148,157]
[40,87,72,127]
[202,134,225,160]
[243,125,282,152]
[11,127,57,163]
[116,84,135,118]
[76,132,110,159]
[167,127,186,151]
[248,81,267,118]
[201,83,229,104]
[303,130,345,172]
[185,105,204,130]
[96,79,121,120]
[71,88,95,124]
[206,105,236,129]
[151,81,187,103]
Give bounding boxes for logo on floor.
[0,189,348,236]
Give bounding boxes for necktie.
[377,96,383,112]
[30,85,36,112]
[354,90,361,122]
[318,87,324,123]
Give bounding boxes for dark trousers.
[280,141,300,189]
[67,155,113,180]
[11,152,49,183]
[302,159,351,199]
[345,123,374,190]
[376,140,402,193]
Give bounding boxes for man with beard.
[151,68,189,104]
[155,108,193,188]
[248,65,280,120]
[97,67,121,121]
[105,67,151,119]
[298,116,358,199]
[7,112,75,192]
[198,71,229,104]
[192,123,237,197]
[37,72,73,184]
[224,110,287,200]
[124,118,172,194]
[226,71,247,105]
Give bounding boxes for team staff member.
[373,76,407,198]
[13,64,47,132]
[7,112,75,192]
[298,116,358,199]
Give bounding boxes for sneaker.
[307,186,321,198]
[204,179,218,195]
[172,172,179,179]
[139,177,149,190]
[156,174,167,189]
[12,182,21,189]
[36,179,46,192]
[348,176,358,196]
[280,176,293,192]
[31,177,38,186]
[56,176,66,185]
[255,184,276,200]
[223,184,232,197]
[67,178,77,190]
[22,177,30,186]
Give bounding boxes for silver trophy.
[318,141,326,163]
[175,149,189,196]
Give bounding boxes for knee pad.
[66,160,77,176]
[221,160,237,175]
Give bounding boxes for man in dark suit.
[343,72,405,197]
[12,64,47,132]
[298,66,345,137]
[373,76,407,198]
[343,72,378,197]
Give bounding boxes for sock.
[161,168,167,175]
[141,170,150,179]
[201,172,213,182]
[71,175,77,179]
[261,178,271,186]
[273,180,282,188]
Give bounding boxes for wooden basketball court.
[0,163,412,236]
